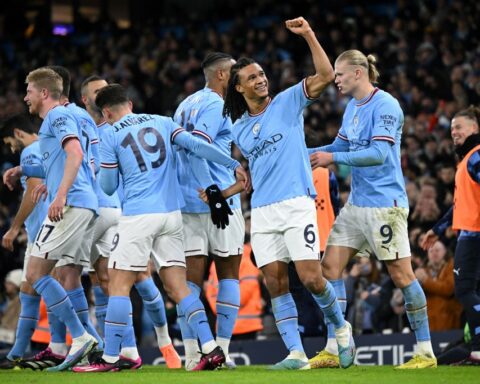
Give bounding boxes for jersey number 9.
[121,127,166,172]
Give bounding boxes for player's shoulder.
[70,103,94,120]
[150,113,173,126]
[46,105,76,130]
[47,105,71,120]
[195,88,224,110]
[372,89,401,108]
[274,81,302,100]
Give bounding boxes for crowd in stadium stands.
[1,0,479,346]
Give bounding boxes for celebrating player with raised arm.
[223,17,355,370]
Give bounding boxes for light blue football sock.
[121,313,137,348]
[67,287,104,349]
[271,293,304,353]
[7,292,40,359]
[177,281,201,341]
[311,281,346,330]
[216,279,240,340]
[178,293,214,347]
[326,279,346,339]
[47,309,66,343]
[32,276,84,338]
[104,296,131,359]
[402,279,431,342]
[93,285,108,337]
[135,278,167,327]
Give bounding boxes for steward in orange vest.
[422,105,480,363]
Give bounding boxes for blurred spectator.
[0,269,22,348]
[415,240,462,331]
[345,257,383,335]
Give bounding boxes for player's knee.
[320,260,335,280]
[20,281,37,295]
[299,272,324,294]
[264,275,289,297]
[25,266,47,287]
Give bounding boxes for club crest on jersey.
[353,115,359,127]
[252,123,261,137]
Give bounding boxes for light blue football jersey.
[38,105,98,212]
[337,88,408,208]
[95,121,120,208]
[65,102,99,175]
[174,88,240,213]
[231,80,316,208]
[20,141,48,242]
[100,113,186,215]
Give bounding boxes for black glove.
[205,184,233,229]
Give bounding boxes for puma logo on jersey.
[453,268,460,276]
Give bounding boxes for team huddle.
[1,16,444,372]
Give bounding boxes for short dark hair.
[80,75,106,95]
[201,52,233,70]
[48,65,71,97]
[95,84,129,110]
[0,114,36,139]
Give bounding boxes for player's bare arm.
[285,17,334,98]
[2,166,23,191]
[2,176,43,251]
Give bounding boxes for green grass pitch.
[0,365,478,384]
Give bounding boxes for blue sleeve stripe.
[192,130,212,143]
[302,78,316,100]
[372,135,395,144]
[467,150,480,183]
[100,162,118,168]
[61,134,79,146]
[171,127,186,143]
[338,133,349,141]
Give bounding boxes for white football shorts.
[183,208,245,258]
[326,203,411,261]
[108,210,185,272]
[251,196,321,268]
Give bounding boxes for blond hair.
[25,67,63,100]
[336,49,380,84]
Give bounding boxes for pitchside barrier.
[143,330,462,366]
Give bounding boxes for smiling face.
[24,82,44,115]
[451,115,479,146]
[235,63,269,101]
